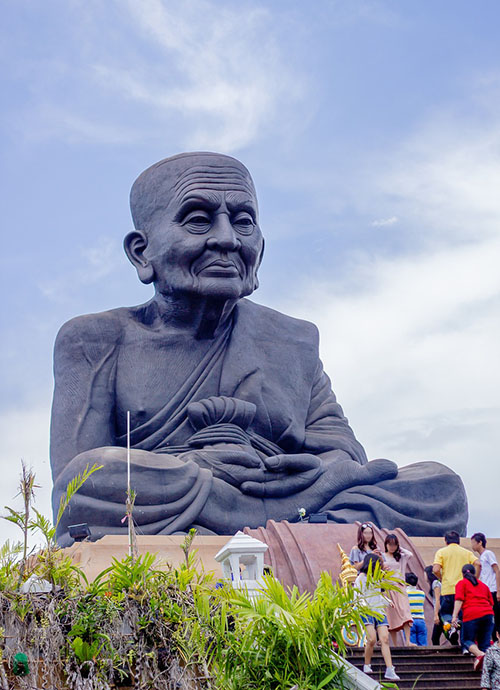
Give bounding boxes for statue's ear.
[124,230,155,285]
[258,237,265,267]
[253,237,265,290]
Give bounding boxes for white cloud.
[275,234,500,534]
[271,104,500,535]
[89,0,306,151]
[282,231,500,427]
[373,117,500,243]
[19,0,306,152]
[372,216,398,227]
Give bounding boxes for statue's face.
[143,157,264,301]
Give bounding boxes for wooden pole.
[127,410,131,493]
[127,410,132,560]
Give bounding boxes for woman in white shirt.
[354,553,400,682]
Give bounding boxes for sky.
[1,0,499,545]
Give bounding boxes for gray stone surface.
[50,152,468,544]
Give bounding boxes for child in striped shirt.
[406,572,428,646]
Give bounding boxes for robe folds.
[51,298,468,544]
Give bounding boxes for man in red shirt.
[452,564,494,671]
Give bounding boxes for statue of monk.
[50,152,468,545]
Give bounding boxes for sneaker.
[363,664,372,674]
[474,654,485,671]
[384,667,401,681]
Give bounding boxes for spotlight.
[68,523,91,542]
[308,513,327,524]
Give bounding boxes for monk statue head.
[124,152,265,302]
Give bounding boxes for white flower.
[298,508,306,518]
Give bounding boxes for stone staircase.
[347,646,482,689]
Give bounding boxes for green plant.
[11,595,33,622]
[125,487,138,563]
[0,513,399,690]
[28,464,102,551]
[0,540,23,591]
[189,563,401,690]
[181,527,197,567]
[4,462,39,587]
[0,482,216,688]
[71,636,105,664]
[2,461,102,590]
[107,552,158,597]
[29,462,102,587]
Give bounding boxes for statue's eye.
[183,212,211,234]
[232,213,255,235]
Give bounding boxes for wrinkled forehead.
[130,153,257,230]
[170,157,256,205]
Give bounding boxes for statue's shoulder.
[239,299,319,347]
[54,306,131,353]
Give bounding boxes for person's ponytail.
[462,564,478,586]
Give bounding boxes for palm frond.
[56,463,103,528]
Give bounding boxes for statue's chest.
[114,335,212,425]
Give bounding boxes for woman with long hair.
[349,523,381,571]
[383,533,413,646]
[425,564,444,645]
[354,552,400,682]
[452,563,495,671]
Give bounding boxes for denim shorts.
[462,614,494,653]
[361,614,388,628]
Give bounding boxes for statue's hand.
[240,454,323,498]
[239,455,398,499]
[185,447,266,489]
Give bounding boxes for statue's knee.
[56,446,127,485]
[73,446,128,466]
[365,458,398,482]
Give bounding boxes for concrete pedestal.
[64,534,228,582]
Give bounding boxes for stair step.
[363,676,480,689]
[345,645,482,689]
[349,655,474,664]
[361,670,476,676]
[377,677,481,690]
[347,645,466,654]
[346,650,477,664]
[360,666,479,682]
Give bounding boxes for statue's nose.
[206,213,241,251]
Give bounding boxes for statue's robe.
[51,299,467,544]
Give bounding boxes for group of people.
[348,524,500,687]
[349,523,415,682]
[430,530,500,682]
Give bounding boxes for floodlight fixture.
[68,523,91,542]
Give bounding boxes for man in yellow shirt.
[433,531,480,641]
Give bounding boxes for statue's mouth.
[197,259,241,277]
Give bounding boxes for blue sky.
[1,0,499,543]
